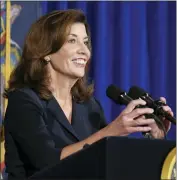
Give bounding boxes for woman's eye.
[84,41,89,46]
[68,39,76,44]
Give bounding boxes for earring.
[44,56,51,63]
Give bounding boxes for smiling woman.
[4,10,93,103]
[3,9,174,180]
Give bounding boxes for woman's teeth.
[72,59,86,66]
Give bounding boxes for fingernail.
[142,100,146,105]
[151,119,155,123]
[150,109,154,113]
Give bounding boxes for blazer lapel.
[46,97,80,141]
[72,101,91,140]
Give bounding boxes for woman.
[3,9,173,179]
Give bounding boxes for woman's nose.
[77,42,89,56]
[77,49,86,55]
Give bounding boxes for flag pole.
[4,1,11,111]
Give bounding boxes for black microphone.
[106,84,152,111]
[106,84,165,138]
[128,86,176,125]
[106,84,132,105]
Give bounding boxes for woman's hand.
[105,99,155,137]
[149,97,173,139]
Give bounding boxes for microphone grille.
[106,84,124,104]
[128,86,146,99]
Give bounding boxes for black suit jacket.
[4,88,107,179]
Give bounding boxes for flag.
[0,1,22,173]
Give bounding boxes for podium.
[29,137,175,180]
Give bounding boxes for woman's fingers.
[160,97,166,104]
[162,105,171,112]
[165,121,171,132]
[128,108,154,119]
[128,118,155,133]
[122,99,146,114]
[134,115,146,120]
[162,106,174,116]
[122,118,155,134]
[134,118,155,126]
[159,97,173,116]
[129,126,152,133]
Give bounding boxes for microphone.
[128,86,176,125]
[106,84,163,138]
[106,84,132,105]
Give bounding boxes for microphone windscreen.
[106,84,124,104]
[128,86,146,99]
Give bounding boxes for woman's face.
[49,23,91,79]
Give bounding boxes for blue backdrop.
[41,1,176,140]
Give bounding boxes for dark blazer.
[4,88,107,179]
